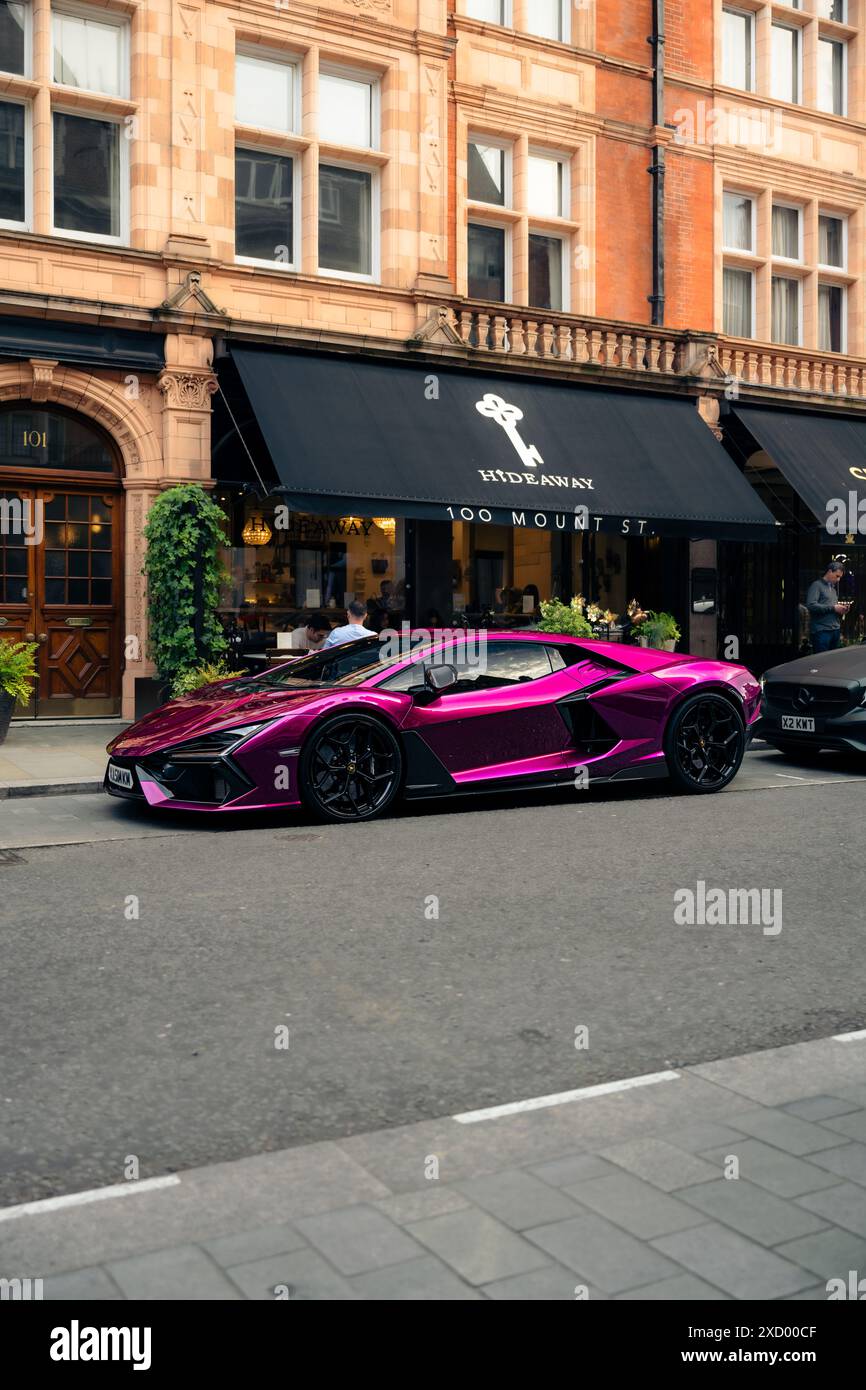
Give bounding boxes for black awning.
[229,347,777,539]
[732,405,866,542]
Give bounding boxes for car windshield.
[256,635,420,689]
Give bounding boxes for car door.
[394,639,579,783]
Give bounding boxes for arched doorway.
[0,405,124,717]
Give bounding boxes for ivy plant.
[142,485,228,686]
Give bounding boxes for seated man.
[323,599,377,647]
[288,614,332,651]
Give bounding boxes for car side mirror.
[424,663,458,696]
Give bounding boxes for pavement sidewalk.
[4,1032,866,1301]
[0,721,123,798]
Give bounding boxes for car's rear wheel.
[299,714,403,822]
[665,693,745,794]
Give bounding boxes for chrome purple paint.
[106,634,760,814]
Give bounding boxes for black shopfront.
[211,345,776,657]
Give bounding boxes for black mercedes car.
[758,644,866,757]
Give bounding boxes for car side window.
[382,641,556,694]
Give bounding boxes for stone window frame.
[462,124,582,313]
[715,0,857,116]
[717,175,859,352]
[232,41,386,285]
[0,93,32,232]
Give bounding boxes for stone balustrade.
[421,301,866,403]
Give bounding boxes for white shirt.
[323,622,376,648]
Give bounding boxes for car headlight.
[165,722,275,762]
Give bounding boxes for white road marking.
[774,773,815,782]
[453,1069,680,1124]
[0,1174,180,1222]
[834,1028,866,1043]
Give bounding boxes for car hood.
[765,643,866,683]
[576,639,689,673]
[108,678,332,757]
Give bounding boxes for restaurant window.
[771,275,800,346]
[723,191,754,252]
[770,24,799,105]
[319,73,374,149]
[53,6,128,98]
[818,38,845,115]
[0,0,27,76]
[772,204,801,261]
[216,496,406,649]
[318,164,374,279]
[235,50,298,133]
[723,266,753,338]
[468,222,506,301]
[525,0,567,43]
[466,0,508,23]
[467,141,508,207]
[529,233,564,311]
[819,283,845,353]
[818,214,845,269]
[52,111,123,242]
[0,98,27,228]
[235,147,295,267]
[722,9,754,92]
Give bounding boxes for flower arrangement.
[631,610,681,649]
[537,596,594,638]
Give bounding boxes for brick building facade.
[0,0,864,718]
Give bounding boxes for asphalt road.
[1,745,865,1205]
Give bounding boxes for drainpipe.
[647,0,665,326]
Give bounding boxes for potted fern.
[632,610,681,652]
[0,640,38,744]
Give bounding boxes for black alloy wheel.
[665,693,745,794]
[299,714,403,822]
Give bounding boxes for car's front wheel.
[299,714,403,822]
[665,693,745,794]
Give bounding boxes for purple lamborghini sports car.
[106,632,761,822]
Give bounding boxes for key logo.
[475,393,544,471]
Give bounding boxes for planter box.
[0,690,15,746]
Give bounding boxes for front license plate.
[781,716,816,733]
[108,762,134,789]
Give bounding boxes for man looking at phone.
[807,560,848,654]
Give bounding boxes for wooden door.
[35,488,123,716]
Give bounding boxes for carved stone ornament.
[158,372,218,409]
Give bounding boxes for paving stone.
[699,1139,843,1199]
[201,1223,307,1268]
[817,1111,866,1145]
[651,1222,814,1300]
[524,1211,680,1295]
[106,1244,241,1300]
[481,1265,608,1300]
[529,1153,619,1187]
[455,1168,583,1230]
[373,1187,470,1225]
[351,1255,481,1300]
[689,1038,866,1107]
[616,1273,730,1300]
[562,1172,706,1240]
[775,1226,866,1281]
[598,1137,719,1192]
[797,1183,866,1238]
[675,1178,828,1247]
[661,1121,751,1154]
[718,1109,843,1156]
[782,1096,861,1123]
[226,1249,358,1300]
[294,1205,422,1276]
[42,1266,124,1301]
[406,1208,549,1286]
[806,1143,866,1187]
